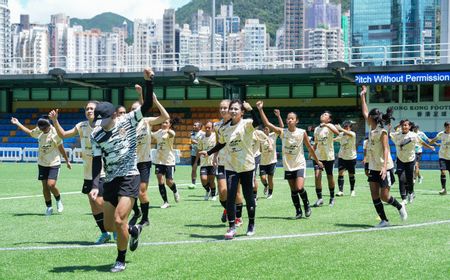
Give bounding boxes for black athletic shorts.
[284,169,305,180]
[155,164,175,179]
[364,163,369,172]
[216,165,226,180]
[439,158,450,171]
[191,156,200,166]
[137,161,152,183]
[415,153,422,162]
[82,178,105,196]
[395,159,415,175]
[38,165,60,180]
[313,160,335,175]
[368,169,395,188]
[260,163,276,176]
[338,158,356,174]
[103,175,140,207]
[200,166,216,176]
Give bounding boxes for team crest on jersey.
[119,128,126,137]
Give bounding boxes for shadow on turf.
[185,223,225,228]
[13,213,46,217]
[50,264,112,273]
[14,241,95,246]
[189,233,224,240]
[334,223,373,229]
[259,216,294,221]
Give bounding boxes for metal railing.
[1,42,449,75]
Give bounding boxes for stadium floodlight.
[48,68,102,89]
[327,61,355,82]
[180,65,224,88]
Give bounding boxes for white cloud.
[9,0,175,24]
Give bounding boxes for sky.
[9,0,191,24]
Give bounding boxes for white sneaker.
[160,202,170,209]
[56,200,64,213]
[266,194,273,200]
[313,198,323,207]
[224,227,236,240]
[402,199,408,206]
[174,191,180,203]
[204,191,210,201]
[350,190,356,197]
[375,220,390,228]
[211,195,217,201]
[336,191,344,197]
[408,192,415,204]
[110,261,126,273]
[45,206,53,216]
[418,176,423,184]
[399,205,408,221]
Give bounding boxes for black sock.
[236,203,243,219]
[93,213,107,233]
[399,173,407,200]
[132,200,140,215]
[246,204,255,225]
[388,196,402,210]
[202,183,210,192]
[338,175,344,192]
[210,188,216,197]
[158,184,168,202]
[116,249,126,263]
[298,188,309,207]
[45,200,52,207]
[315,188,322,199]
[329,189,335,198]
[253,190,257,199]
[263,182,268,189]
[373,198,388,221]
[268,188,273,195]
[349,176,355,191]
[169,183,178,193]
[192,178,196,185]
[291,190,301,212]
[54,195,61,201]
[220,200,227,209]
[441,175,446,189]
[141,202,149,221]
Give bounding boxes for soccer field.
[0,163,448,279]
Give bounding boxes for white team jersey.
[152,129,176,165]
[75,121,105,179]
[436,131,450,160]
[30,126,62,167]
[368,126,394,171]
[280,128,306,171]
[252,130,268,158]
[314,125,335,161]
[261,132,278,166]
[214,119,228,166]
[191,130,205,157]
[335,131,357,160]
[415,130,429,153]
[390,131,419,163]
[91,109,142,182]
[136,118,153,163]
[198,133,216,167]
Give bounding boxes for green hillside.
[70,12,133,35]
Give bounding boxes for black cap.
[37,115,51,129]
[94,102,115,126]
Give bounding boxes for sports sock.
[268,188,273,195]
[158,184,168,202]
[141,202,149,221]
[192,178,196,185]
[441,174,446,189]
[291,190,301,211]
[54,195,61,201]
[298,188,309,207]
[132,200,140,215]
[45,200,52,207]
[220,200,227,209]
[253,190,257,200]
[117,250,126,263]
[169,183,178,193]
[246,204,255,225]
[210,188,216,197]
[338,175,344,192]
[349,175,355,191]
[315,188,322,199]
[329,189,335,198]
[373,198,388,221]
[202,183,210,192]
[93,213,107,233]
[388,196,402,210]
[236,203,243,219]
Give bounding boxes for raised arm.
[243,101,260,128]
[274,109,284,128]
[10,117,32,135]
[418,137,435,151]
[336,124,355,137]
[48,109,78,138]
[256,101,283,135]
[360,85,369,121]
[136,84,169,126]
[322,123,340,135]
[140,68,155,115]
[135,84,144,105]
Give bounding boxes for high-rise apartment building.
[49,14,70,68]
[163,9,176,69]
[304,28,343,66]
[441,0,450,63]
[284,0,305,50]
[0,0,11,73]
[306,0,341,29]
[243,19,267,66]
[12,24,49,74]
[191,9,211,34]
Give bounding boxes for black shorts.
[364,163,369,172]
[38,165,60,180]
[439,158,450,171]
[155,164,175,179]
[314,160,335,175]
[254,155,261,171]
[216,165,226,180]
[103,175,140,207]
[395,159,415,175]
[137,161,152,183]
[415,153,422,162]
[191,156,200,166]
[284,169,305,180]
[368,169,395,188]
[338,158,356,174]
[82,178,104,196]
[260,163,276,176]
[200,166,216,176]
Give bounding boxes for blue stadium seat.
[357,145,364,153]
[430,154,439,161]
[421,154,431,161]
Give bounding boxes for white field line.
[0,219,448,252]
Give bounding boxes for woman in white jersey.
[413,125,430,184]
[360,85,407,227]
[153,118,180,208]
[49,102,113,244]
[128,85,169,225]
[430,121,450,195]
[252,127,271,203]
[313,111,339,207]
[257,101,323,218]
[259,126,279,199]
[213,100,244,225]
[200,100,260,239]
[390,119,434,204]
[11,116,71,216]
[362,137,370,177]
[194,121,217,200]
[334,121,357,197]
